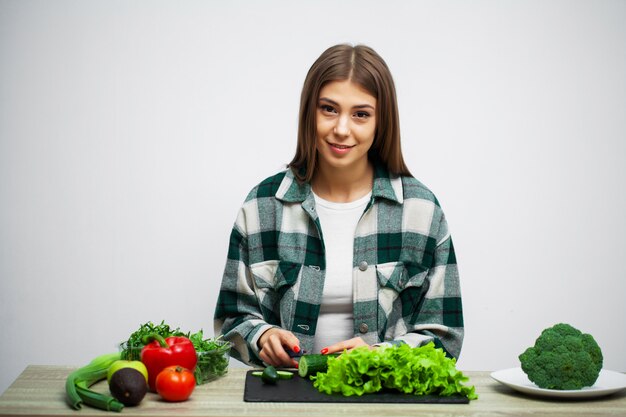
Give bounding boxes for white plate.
[490,367,626,399]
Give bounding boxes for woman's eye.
[320,104,336,114]
[354,111,370,119]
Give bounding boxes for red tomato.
[155,366,196,402]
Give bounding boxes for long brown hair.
[288,44,411,182]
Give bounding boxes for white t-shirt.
[312,191,372,353]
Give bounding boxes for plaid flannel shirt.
[214,165,464,365]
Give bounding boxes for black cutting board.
[243,370,469,404]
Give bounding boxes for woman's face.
[315,80,377,173]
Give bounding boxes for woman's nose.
[333,115,351,137]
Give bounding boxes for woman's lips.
[328,141,355,155]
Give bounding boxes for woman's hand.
[257,327,300,368]
[320,337,370,355]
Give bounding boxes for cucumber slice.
[252,369,293,379]
[276,370,294,379]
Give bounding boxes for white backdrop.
[1,0,625,395]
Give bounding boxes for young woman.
[214,44,463,368]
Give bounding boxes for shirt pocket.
[376,261,428,293]
[250,260,302,326]
[251,260,300,292]
[376,261,429,337]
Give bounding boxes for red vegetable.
[140,333,197,392]
[155,366,196,402]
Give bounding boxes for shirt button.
[358,261,368,271]
[359,323,369,334]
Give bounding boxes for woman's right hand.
[257,327,300,368]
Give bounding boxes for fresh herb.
[120,321,187,360]
[190,330,230,384]
[189,330,223,352]
[311,343,477,400]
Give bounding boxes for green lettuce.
[311,342,477,400]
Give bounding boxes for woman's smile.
[327,141,356,154]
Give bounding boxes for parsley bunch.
[190,330,230,384]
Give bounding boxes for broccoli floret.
[518,323,603,390]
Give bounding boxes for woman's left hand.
[320,337,369,355]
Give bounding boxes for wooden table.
[0,366,625,416]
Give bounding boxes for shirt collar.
[276,164,404,204]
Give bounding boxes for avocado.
[109,367,147,406]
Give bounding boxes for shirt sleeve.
[392,211,464,359]
[213,220,273,366]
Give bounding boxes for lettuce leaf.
[310,342,478,400]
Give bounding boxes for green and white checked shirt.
[214,164,463,366]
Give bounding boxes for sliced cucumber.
[276,370,294,379]
[252,369,294,380]
[298,354,338,378]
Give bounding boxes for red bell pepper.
[141,333,197,392]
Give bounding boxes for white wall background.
[1,0,624,395]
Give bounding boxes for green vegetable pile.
[190,330,230,384]
[121,321,186,360]
[120,321,230,385]
[310,343,477,400]
[519,323,603,390]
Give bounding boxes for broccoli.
[518,323,603,390]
